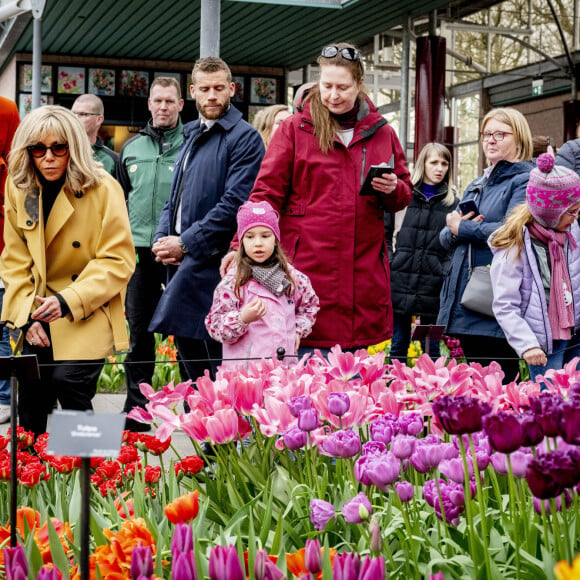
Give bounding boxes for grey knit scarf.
[251,263,290,296]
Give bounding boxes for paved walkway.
[0,394,197,464]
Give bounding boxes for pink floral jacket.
[205,265,319,367]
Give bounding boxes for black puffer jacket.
[555,138,580,175]
[385,182,459,317]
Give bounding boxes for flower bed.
[1,349,579,579]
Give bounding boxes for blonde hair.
[234,238,295,299]
[490,202,535,257]
[9,105,102,192]
[307,42,366,154]
[411,142,455,206]
[254,104,290,147]
[481,108,533,164]
[192,57,232,84]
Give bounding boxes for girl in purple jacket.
[490,153,580,381]
[205,201,319,367]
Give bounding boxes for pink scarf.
[528,222,576,340]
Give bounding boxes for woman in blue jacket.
[437,108,534,381]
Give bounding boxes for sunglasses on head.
[27,143,69,158]
[321,45,361,61]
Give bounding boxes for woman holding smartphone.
[437,107,534,381]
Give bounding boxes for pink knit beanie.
[527,153,580,228]
[237,200,281,241]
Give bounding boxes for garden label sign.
[47,410,125,457]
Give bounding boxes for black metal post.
[80,457,90,580]
[9,373,18,548]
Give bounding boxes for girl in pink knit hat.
[490,153,580,382]
[205,200,319,367]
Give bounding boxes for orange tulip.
[164,490,200,524]
[286,546,336,579]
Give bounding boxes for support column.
[31,0,46,109]
[414,35,446,158]
[400,17,411,159]
[200,0,220,58]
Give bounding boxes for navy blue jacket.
[437,160,533,338]
[149,106,265,339]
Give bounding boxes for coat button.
[26,220,33,226]
[75,192,83,198]
[72,241,81,248]
[71,274,78,281]
[103,301,109,307]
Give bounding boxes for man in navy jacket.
[150,57,264,381]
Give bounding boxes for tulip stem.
[468,434,492,580]
[506,455,521,580]
[560,492,572,563]
[549,497,565,562]
[458,437,477,566]
[394,493,420,575]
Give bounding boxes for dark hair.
[532,135,551,158]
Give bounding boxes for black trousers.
[452,333,521,382]
[175,336,222,384]
[123,248,166,414]
[21,327,103,437]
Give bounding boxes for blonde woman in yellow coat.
[0,105,135,437]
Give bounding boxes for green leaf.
[46,516,70,579]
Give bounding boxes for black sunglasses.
[27,143,69,158]
[321,45,361,61]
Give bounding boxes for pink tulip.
[204,408,244,444]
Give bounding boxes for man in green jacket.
[117,77,184,431]
[72,94,118,177]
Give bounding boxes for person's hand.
[523,347,547,367]
[25,321,50,348]
[371,172,398,194]
[31,295,62,323]
[220,251,236,277]
[240,298,267,324]
[446,210,485,235]
[295,333,301,354]
[152,236,183,265]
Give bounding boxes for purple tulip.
[362,441,387,456]
[569,382,580,399]
[298,408,319,432]
[395,480,414,502]
[363,453,400,491]
[398,413,424,436]
[530,393,564,437]
[519,410,544,447]
[310,498,335,531]
[342,492,372,523]
[359,555,385,580]
[526,456,564,499]
[3,546,28,580]
[410,443,446,473]
[490,449,531,477]
[327,392,351,417]
[432,395,491,435]
[439,457,469,483]
[254,549,285,580]
[370,415,399,444]
[288,396,312,418]
[305,539,323,574]
[130,544,154,579]
[322,430,361,458]
[354,455,374,486]
[172,552,198,580]
[429,572,445,580]
[483,411,525,454]
[171,523,194,554]
[369,517,383,554]
[560,401,580,444]
[208,545,244,580]
[283,426,308,450]
[447,481,466,506]
[533,489,572,515]
[332,552,360,580]
[547,449,580,488]
[391,435,418,459]
[37,567,60,580]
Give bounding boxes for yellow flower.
[555,555,580,580]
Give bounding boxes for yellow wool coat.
[0,171,136,360]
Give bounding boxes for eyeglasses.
[27,143,69,158]
[73,111,101,118]
[321,45,361,61]
[481,131,513,142]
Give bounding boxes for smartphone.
[458,199,480,217]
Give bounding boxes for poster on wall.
[119,70,149,97]
[89,68,116,96]
[19,94,49,117]
[19,64,52,93]
[250,77,277,104]
[57,67,85,94]
[232,76,245,102]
